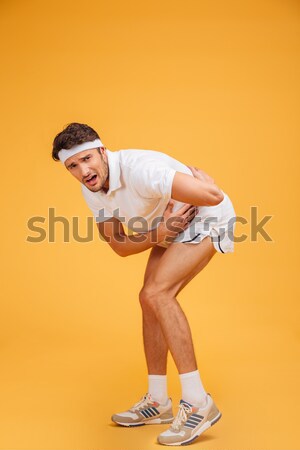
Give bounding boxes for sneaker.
[157,393,221,445]
[111,393,174,427]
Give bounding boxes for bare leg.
[142,245,168,374]
[140,236,216,374]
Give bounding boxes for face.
[65,147,109,193]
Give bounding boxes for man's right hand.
[157,201,198,243]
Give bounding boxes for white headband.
[58,138,104,164]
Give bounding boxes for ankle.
[148,374,168,404]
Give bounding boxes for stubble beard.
[88,159,109,193]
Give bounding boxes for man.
[52,122,236,446]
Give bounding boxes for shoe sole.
[158,412,222,446]
[113,417,174,427]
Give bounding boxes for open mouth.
[86,174,98,185]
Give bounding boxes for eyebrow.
[67,153,92,169]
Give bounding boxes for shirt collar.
[104,149,122,196]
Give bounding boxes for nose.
[80,164,91,179]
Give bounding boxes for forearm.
[98,198,198,257]
[112,227,164,257]
[171,172,224,206]
[187,180,224,205]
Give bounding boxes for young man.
[52,122,236,446]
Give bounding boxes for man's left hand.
[187,166,215,184]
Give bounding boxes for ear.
[99,147,108,162]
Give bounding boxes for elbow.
[211,190,224,206]
[109,236,130,257]
[114,247,129,257]
[119,251,129,258]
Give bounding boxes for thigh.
[143,245,167,285]
[145,236,217,296]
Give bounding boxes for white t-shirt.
[81,148,192,233]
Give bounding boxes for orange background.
[0,0,299,449]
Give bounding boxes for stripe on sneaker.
[141,407,160,418]
[186,419,200,426]
[149,407,159,415]
[191,415,201,420]
[185,422,198,428]
[185,414,204,428]
[180,399,193,407]
[184,423,196,429]
[192,413,204,419]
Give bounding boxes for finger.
[182,207,199,226]
[182,206,197,219]
[188,166,200,173]
[187,206,198,217]
[187,166,195,174]
[188,210,198,222]
[185,208,198,225]
[185,211,197,225]
[176,203,192,214]
[166,200,174,211]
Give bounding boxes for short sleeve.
[81,185,113,223]
[131,163,176,199]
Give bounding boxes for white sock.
[148,374,168,404]
[179,370,208,407]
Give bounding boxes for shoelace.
[130,393,152,411]
[172,403,192,431]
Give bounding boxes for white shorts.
[157,192,236,253]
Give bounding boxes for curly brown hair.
[52,123,101,161]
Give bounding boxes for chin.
[88,186,100,192]
[91,184,105,193]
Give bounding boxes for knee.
[139,284,173,311]
[139,286,157,311]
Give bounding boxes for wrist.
[155,225,166,244]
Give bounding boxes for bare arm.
[171,169,224,206]
[97,202,198,257]
[97,217,163,257]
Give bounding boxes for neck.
[102,175,109,192]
